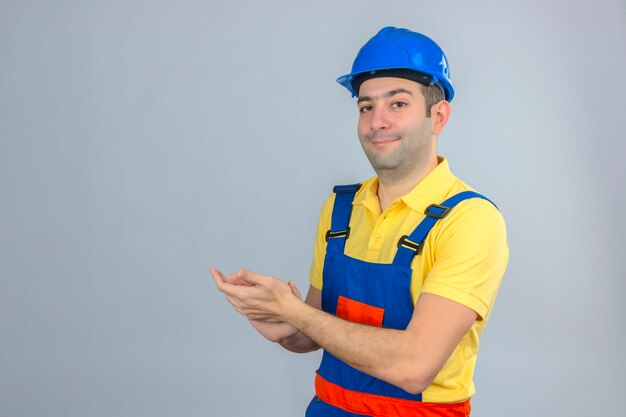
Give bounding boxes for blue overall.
[305,184,495,417]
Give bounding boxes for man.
[212,26,508,417]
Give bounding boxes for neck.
[377,155,438,212]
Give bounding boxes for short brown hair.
[421,84,444,117]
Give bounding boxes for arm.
[285,291,476,394]
[277,286,321,353]
[213,269,476,394]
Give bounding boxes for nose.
[369,106,391,131]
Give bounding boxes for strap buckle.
[325,227,351,242]
[397,235,422,255]
[424,203,451,219]
[333,184,362,194]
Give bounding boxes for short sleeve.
[308,194,335,290]
[420,199,509,320]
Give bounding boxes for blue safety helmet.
[337,26,455,101]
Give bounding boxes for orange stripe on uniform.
[336,296,385,327]
[315,374,471,417]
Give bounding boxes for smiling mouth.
[370,137,400,146]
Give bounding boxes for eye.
[359,105,373,113]
[390,101,407,109]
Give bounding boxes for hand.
[226,270,302,305]
[248,279,302,342]
[211,268,298,321]
[211,268,302,342]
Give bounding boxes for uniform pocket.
[336,296,385,327]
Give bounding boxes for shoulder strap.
[393,191,497,266]
[325,184,361,255]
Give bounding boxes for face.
[357,77,435,181]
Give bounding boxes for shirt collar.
[401,157,457,212]
[354,157,458,214]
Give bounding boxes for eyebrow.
[357,88,414,104]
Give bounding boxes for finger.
[235,269,269,286]
[224,293,242,308]
[229,272,255,287]
[210,268,227,289]
[225,295,246,316]
[211,268,251,298]
[246,310,283,321]
[288,280,302,300]
[248,314,282,322]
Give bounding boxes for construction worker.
[212,26,509,417]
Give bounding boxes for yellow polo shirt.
[309,157,509,403]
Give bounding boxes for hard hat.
[336,26,455,101]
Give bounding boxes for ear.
[431,100,451,135]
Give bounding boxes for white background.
[1,1,625,416]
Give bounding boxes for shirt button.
[374,234,381,241]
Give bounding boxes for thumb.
[210,268,226,287]
[288,280,302,300]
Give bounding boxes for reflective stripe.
[315,374,471,417]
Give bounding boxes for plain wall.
[1,1,625,416]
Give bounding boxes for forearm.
[282,299,430,393]
[278,330,321,353]
[278,284,321,353]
